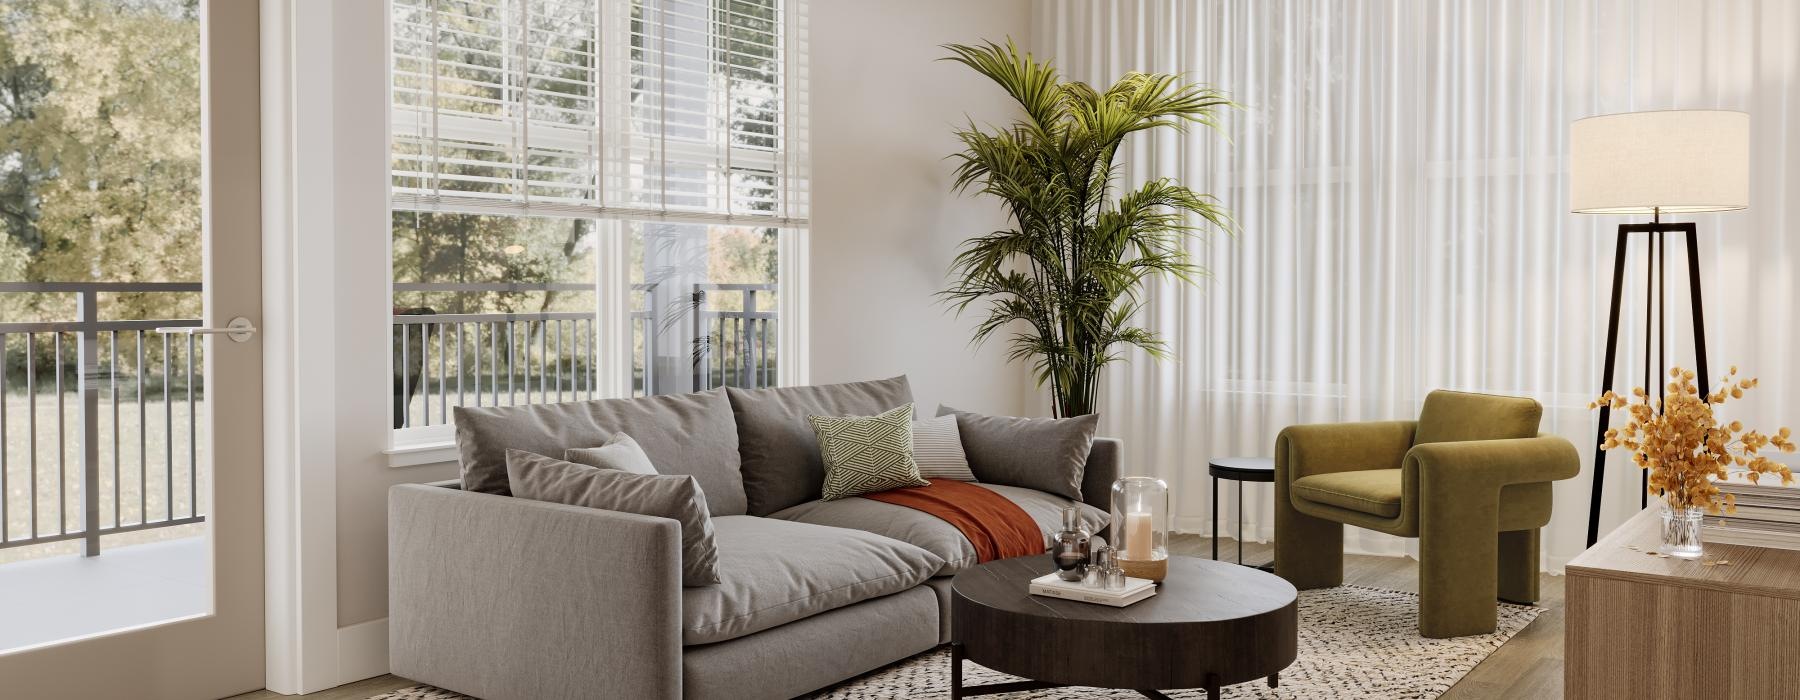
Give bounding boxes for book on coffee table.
[1027,572,1157,607]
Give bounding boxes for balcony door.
[0,1,266,697]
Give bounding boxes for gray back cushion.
[505,449,720,586]
[454,389,747,516]
[937,406,1099,501]
[726,376,913,515]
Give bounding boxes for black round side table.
[1208,457,1274,570]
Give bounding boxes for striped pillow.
[912,414,976,481]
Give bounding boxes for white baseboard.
[337,618,390,685]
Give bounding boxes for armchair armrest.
[1275,420,1418,483]
[1403,434,1580,489]
[388,483,682,700]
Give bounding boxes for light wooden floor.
[230,535,1565,700]
[227,675,418,700]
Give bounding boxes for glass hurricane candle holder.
[1111,476,1170,582]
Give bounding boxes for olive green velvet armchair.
[1273,390,1580,638]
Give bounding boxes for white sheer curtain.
[1033,0,1800,569]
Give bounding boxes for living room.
[1,0,1796,698]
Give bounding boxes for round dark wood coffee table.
[950,554,1297,700]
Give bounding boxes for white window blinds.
[391,0,809,226]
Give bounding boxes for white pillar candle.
[1125,511,1154,560]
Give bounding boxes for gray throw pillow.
[453,389,746,516]
[912,414,976,481]
[936,406,1099,500]
[565,432,658,475]
[726,376,915,515]
[505,449,721,586]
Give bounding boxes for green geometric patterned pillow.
[810,403,929,500]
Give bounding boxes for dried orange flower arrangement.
[1591,366,1797,514]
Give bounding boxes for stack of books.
[1027,572,1156,607]
[1704,467,1800,551]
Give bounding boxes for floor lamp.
[1571,110,1750,547]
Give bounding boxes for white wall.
[809,0,1037,417]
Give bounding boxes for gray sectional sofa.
[388,376,1118,700]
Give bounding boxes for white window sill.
[387,425,458,468]
[385,441,457,468]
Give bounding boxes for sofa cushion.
[682,586,939,700]
[1414,390,1542,446]
[913,414,976,481]
[937,406,1099,501]
[813,404,928,500]
[726,376,914,515]
[453,389,746,516]
[564,432,658,475]
[1292,469,1404,519]
[505,450,721,586]
[682,516,942,646]
[768,483,1109,576]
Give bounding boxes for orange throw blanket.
[861,479,1046,562]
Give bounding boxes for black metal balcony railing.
[0,282,205,557]
[0,280,775,556]
[688,283,778,393]
[391,282,777,429]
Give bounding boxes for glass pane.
[391,211,597,428]
[0,0,209,652]
[629,221,779,396]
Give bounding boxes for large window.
[388,0,805,433]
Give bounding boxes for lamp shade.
[1569,110,1749,215]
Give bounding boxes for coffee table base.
[949,643,1277,700]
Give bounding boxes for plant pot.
[1659,503,1705,559]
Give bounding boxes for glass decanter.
[1051,506,1092,581]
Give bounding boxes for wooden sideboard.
[1565,507,1800,699]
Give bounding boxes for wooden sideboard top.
[1567,507,1800,601]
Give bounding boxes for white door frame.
[262,0,402,692]
[259,0,342,694]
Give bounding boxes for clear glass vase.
[1659,503,1705,559]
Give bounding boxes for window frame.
[384,0,808,458]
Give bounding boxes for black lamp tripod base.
[1585,219,1711,548]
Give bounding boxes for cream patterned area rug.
[370,586,1540,700]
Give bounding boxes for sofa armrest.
[388,483,682,700]
[1403,434,1581,489]
[1275,421,1418,485]
[1081,437,1122,513]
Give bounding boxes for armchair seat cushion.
[1291,469,1404,519]
[682,516,942,646]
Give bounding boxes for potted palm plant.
[940,40,1235,418]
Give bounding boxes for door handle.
[156,316,258,343]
